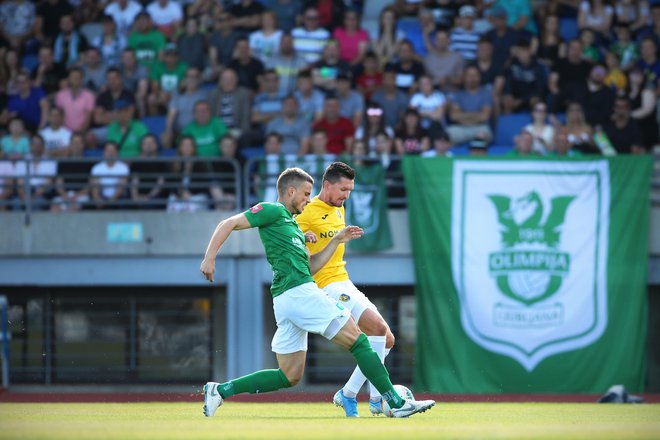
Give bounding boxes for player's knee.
[372,320,388,337]
[386,331,395,349]
[285,370,303,387]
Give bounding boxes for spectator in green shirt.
[147,43,188,115]
[107,99,150,158]
[182,100,228,157]
[127,11,167,68]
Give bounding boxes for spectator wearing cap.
[91,14,127,67]
[106,99,149,158]
[146,0,183,38]
[81,47,109,93]
[312,96,354,155]
[293,71,325,123]
[484,6,522,73]
[333,10,370,66]
[336,73,365,128]
[384,39,426,94]
[162,67,206,148]
[177,17,207,72]
[209,12,241,79]
[489,0,537,35]
[227,37,265,93]
[53,14,90,67]
[583,64,616,127]
[128,11,167,68]
[502,39,546,114]
[449,5,482,61]
[104,0,143,40]
[147,43,188,115]
[229,0,265,35]
[55,67,95,134]
[371,70,410,130]
[292,7,330,64]
[312,39,352,94]
[446,65,494,146]
[267,32,308,96]
[265,95,311,155]
[423,28,465,90]
[8,71,49,132]
[182,100,228,157]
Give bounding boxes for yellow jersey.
[295,196,349,288]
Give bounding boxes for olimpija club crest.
[487,192,575,307]
[451,161,610,371]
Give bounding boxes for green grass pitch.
[1,402,659,439]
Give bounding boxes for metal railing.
[1,153,659,219]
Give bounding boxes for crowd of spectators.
[0,0,658,211]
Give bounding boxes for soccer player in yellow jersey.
[296,162,395,417]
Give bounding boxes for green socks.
[349,333,404,409]
[217,368,292,399]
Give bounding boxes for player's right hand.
[200,258,215,283]
[304,231,318,243]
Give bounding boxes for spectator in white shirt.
[14,135,57,210]
[249,10,283,65]
[40,107,72,158]
[104,0,143,39]
[90,141,130,209]
[146,0,183,38]
[409,75,447,129]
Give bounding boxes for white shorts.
[323,280,378,323]
[271,282,351,354]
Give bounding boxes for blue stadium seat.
[141,116,166,138]
[559,18,578,42]
[449,144,470,156]
[159,148,177,157]
[488,145,513,156]
[397,18,427,57]
[83,148,104,158]
[494,113,532,146]
[21,54,39,72]
[241,146,265,161]
[554,112,566,125]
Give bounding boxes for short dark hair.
[322,162,355,184]
[277,167,314,196]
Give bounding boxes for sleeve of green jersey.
[244,203,280,228]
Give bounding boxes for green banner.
[346,162,393,252]
[403,156,651,393]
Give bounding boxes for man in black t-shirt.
[548,39,593,112]
[229,0,264,35]
[130,133,167,209]
[89,67,134,147]
[384,39,426,94]
[51,132,91,212]
[604,97,645,154]
[227,37,265,92]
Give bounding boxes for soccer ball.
[382,384,414,417]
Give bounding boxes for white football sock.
[369,345,391,401]
[342,335,387,398]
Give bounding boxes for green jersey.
[182,117,227,157]
[244,202,314,297]
[107,120,150,158]
[149,61,188,92]
[128,30,166,66]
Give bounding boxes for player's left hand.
[304,231,318,243]
[336,225,364,243]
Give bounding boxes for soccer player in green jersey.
[200,167,435,418]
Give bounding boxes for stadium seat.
[159,148,177,157]
[83,148,104,158]
[449,144,470,156]
[240,146,265,161]
[397,18,427,57]
[141,116,166,139]
[80,23,103,44]
[21,54,39,72]
[559,18,578,42]
[494,113,532,146]
[488,145,513,155]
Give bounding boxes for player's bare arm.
[200,213,252,282]
[309,226,363,275]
